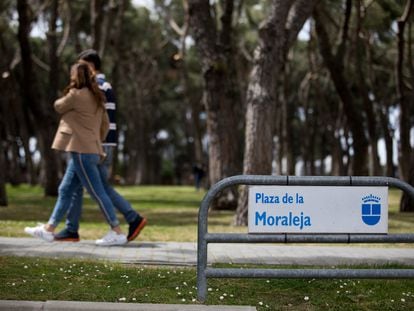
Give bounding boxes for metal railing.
[197,175,414,302]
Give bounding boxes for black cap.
[77,49,101,71]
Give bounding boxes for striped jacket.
[96,73,117,146]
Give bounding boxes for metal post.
[197,178,232,302]
[196,237,207,303]
[196,175,414,302]
[206,268,414,279]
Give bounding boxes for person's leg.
[100,146,146,241]
[54,184,83,241]
[71,152,119,228]
[64,186,84,233]
[56,149,116,241]
[71,152,126,245]
[47,159,83,228]
[24,159,81,242]
[100,146,139,223]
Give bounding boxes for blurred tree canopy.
[0,0,414,218]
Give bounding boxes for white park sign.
[248,186,388,234]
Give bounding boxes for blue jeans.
[48,157,83,228]
[49,146,139,232]
[48,152,120,228]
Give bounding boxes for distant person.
[192,163,206,191]
[25,62,128,245]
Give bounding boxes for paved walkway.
[1,237,414,266]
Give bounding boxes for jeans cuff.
[47,220,58,228]
[110,220,120,228]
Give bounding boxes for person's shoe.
[96,230,127,246]
[24,224,54,242]
[127,217,147,242]
[54,228,80,242]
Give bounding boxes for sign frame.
[248,185,388,234]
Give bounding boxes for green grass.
[1,185,413,241]
[1,256,414,310]
[0,184,247,241]
[1,185,414,309]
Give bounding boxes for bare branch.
[32,0,52,21]
[99,0,119,57]
[180,0,190,56]
[238,38,253,63]
[286,0,317,48]
[10,48,22,70]
[399,0,414,22]
[57,0,71,56]
[234,0,244,23]
[244,5,258,29]
[156,0,185,37]
[169,17,185,37]
[32,54,50,71]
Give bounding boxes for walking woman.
[25,62,127,245]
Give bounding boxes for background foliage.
[1,0,414,216]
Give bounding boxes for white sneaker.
[24,224,54,242]
[96,230,127,246]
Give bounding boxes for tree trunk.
[235,0,316,225]
[0,144,7,206]
[355,0,381,176]
[124,97,149,184]
[190,96,204,165]
[274,112,283,175]
[122,52,159,184]
[379,105,395,177]
[398,0,414,212]
[309,107,318,175]
[314,3,369,175]
[99,0,118,57]
[0,105,7,206]
[37,128,60,195]
[400,153,414,212]
[91,0,105,52]
[17,0,59,196]
[396,0,413,182]
[298,72,311,175]
[67,1,82,53]
[46,0,62,183]
[282,65,295,175]
[109,0,127,177]
[189,0,242,210]
[47,0,59,105]
[175,0,204,166]
[330,131,345,175]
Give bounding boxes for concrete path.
[1,237,414,266]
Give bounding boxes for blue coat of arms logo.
[361,194,381,226]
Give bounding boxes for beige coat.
[51,88,109,156]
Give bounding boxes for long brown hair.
[64,62,105,108]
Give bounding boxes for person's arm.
[100,109,110,141]
[102,81,117,143]
[54,89,76,114]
